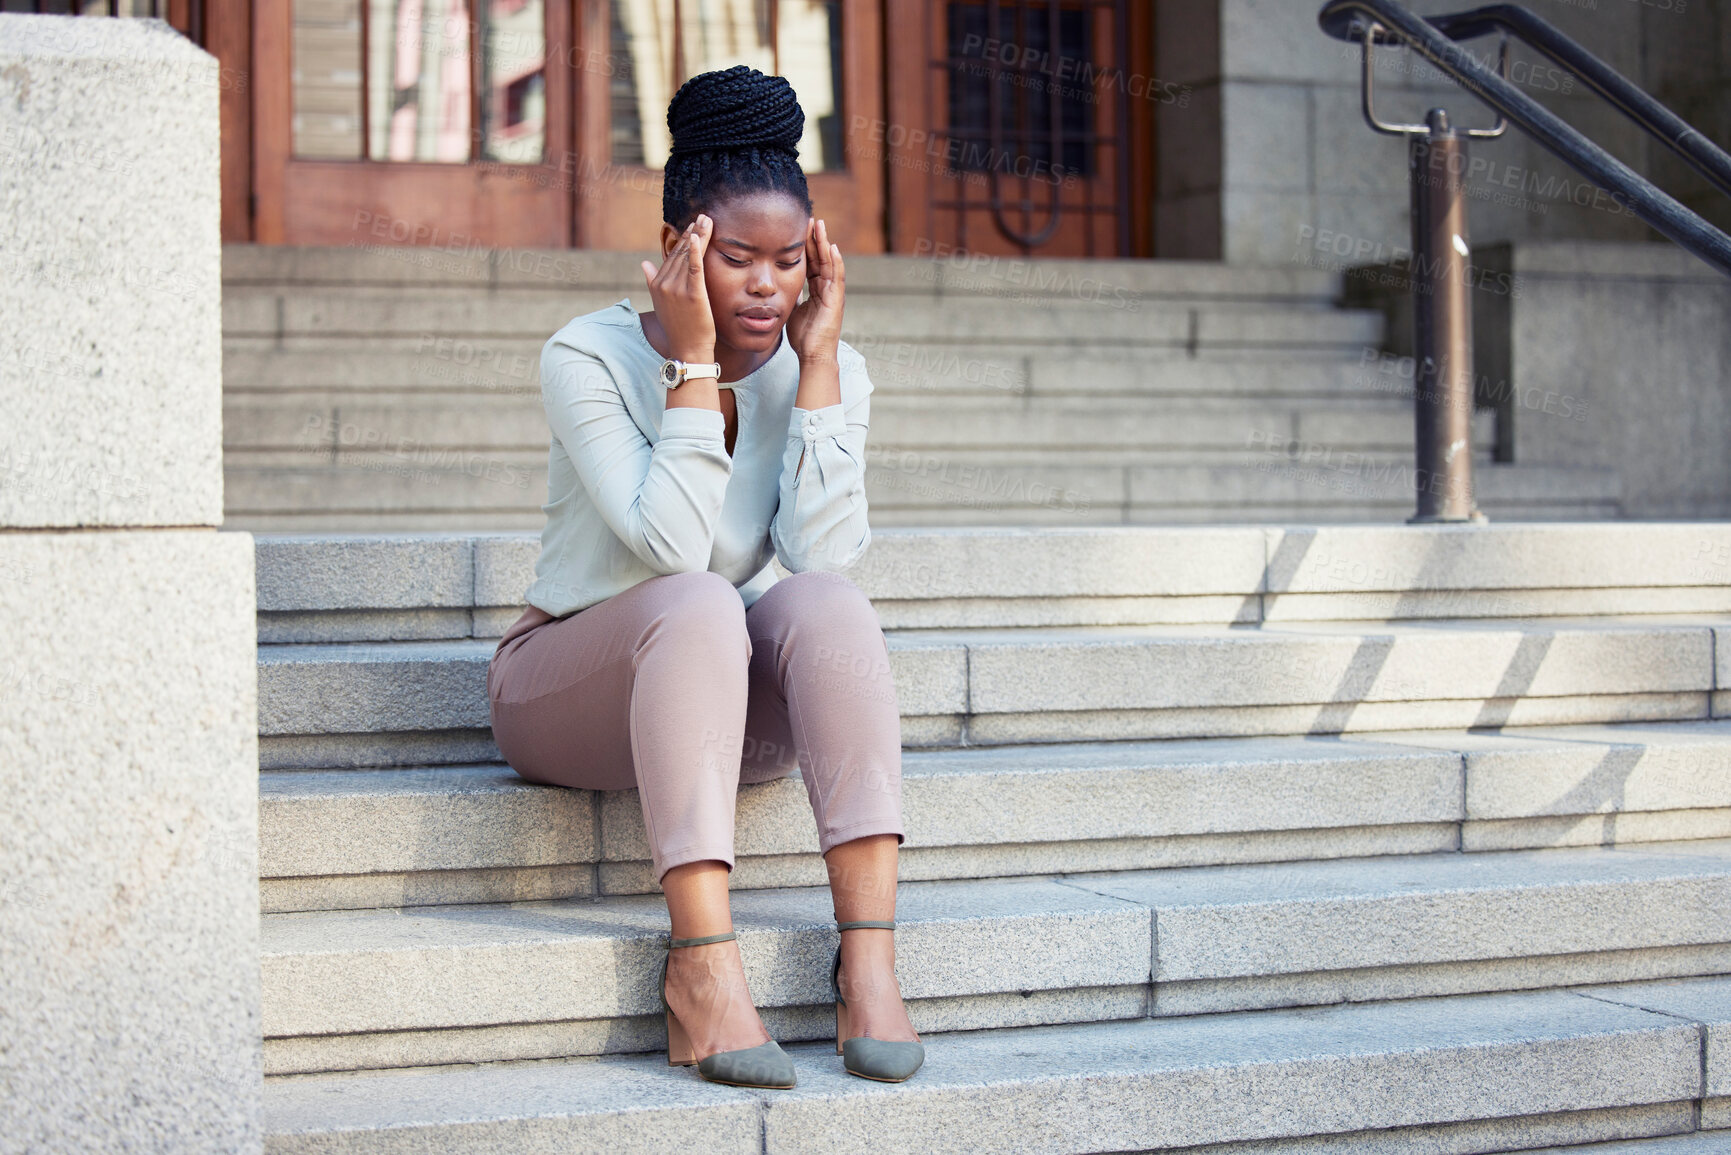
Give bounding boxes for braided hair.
[662,64,813,229]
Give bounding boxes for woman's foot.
[836,928,920,1043]
[663,938,775,1060]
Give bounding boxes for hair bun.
[667,64,805,158]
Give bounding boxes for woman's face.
[663,191,810,357]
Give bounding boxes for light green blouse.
[525,299,873,616]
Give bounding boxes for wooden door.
[883,0,1153,258]
[253,0,575,245]
[249,0,885,251]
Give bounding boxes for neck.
[716,338,778,384]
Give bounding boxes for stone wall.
[1480,242,1731,519]
[0,15,261,1153]
[1154,0,1730,265]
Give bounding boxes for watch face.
[659,360,680,389]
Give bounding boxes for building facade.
[6,0,1724,264]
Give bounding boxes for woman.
[486,65,923,1090]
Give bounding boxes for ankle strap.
[668,931,737,949]
[836,920,896,931]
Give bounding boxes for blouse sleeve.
[541,336,733,575]
[770,343,872,573]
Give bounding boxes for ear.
[659,222,683,260]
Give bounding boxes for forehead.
[707,192,808,249]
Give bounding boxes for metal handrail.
[1427,5,1731,201]
[1318,0,1731,279]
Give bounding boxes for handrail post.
[1354,18,1492,524]
[1408,108,1484,523]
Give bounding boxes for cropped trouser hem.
[652,817,906,882]
[816,817,906,858]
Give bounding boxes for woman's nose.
[747,263,776,295]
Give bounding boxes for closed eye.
[717,252,803,270]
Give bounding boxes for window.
[288,0,546,163]
[608,0,845,172]
[945,1,1096,179]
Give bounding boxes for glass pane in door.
[608,0,647,165]
[479,0,546,163]
[677,0,775,80]
[611,0,676,165]
[293,0,364,158]
[367,0,473,162]
[946,2,1095,179]
[610,0,844,171]
[65,0,160,13]
[776,0,843,170]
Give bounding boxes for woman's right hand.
[640,214,717,363]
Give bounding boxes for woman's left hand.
[787,217,846,366]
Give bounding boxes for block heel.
[664,1007,695,1067]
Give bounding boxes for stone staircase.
[253,522,1731,1152]
[221,246,1621,530]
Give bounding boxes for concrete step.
[256,721,1731,912]
[863,445,1564,520]
[221,344,1409,400]
[223,459,1620,532]
[1021,350,1424,399]
[260,978,1726,1152]
[1578,973,1731,1132]
[223,244,1349,304]
[258,848,1731,1073]
[221,288,1383,349]
[225,393,1471,458]
[228,444,1513,475]
[255,615,1727,767]
[1524,1136,1731,1154]
[253,524,1731,637]
[846,298,1383,350]
[261,872,1148,1073]
[869,394,1473,454]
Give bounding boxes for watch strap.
[662,358,724,389]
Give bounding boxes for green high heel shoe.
[833,920,925,1082]
[661,931,796,1089]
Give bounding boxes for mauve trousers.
[487,569,905,883]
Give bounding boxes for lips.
[737,307,782,333]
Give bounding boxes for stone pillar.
[0,15,260,1153]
